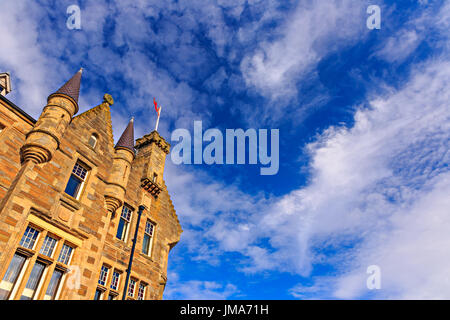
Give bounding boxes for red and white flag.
[154,98,161,115]
[153,97,162,131]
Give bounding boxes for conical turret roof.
[53,68,83,103]
[115,117,135,153]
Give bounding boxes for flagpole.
[154,104,162,131]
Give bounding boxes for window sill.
[97,284,107,292]
[16,246,35,258]
[55,263,69,273]
[60,193,81,212]
[37,254,54,265]
[113,238,131,251]
[139,252,154,263]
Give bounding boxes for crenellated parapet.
[135,131,170,155]
[135,131,170,198]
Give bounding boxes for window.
[20,261,46,300]
[98,265,109,286]
[116,205,133,241]
[0,123,4,133]
[39,235,58,257]
[57,244,74,265]
[0,253,27,300]
[152,173,158,183]
[108,293,118,300]
[95,266,122,300]
[128,279,136,297]
[142,220,155,256]
[137,283,146,300]
[94,288,103,300]
[44,269,64,300]
[1,224,76,300]
[19,226,40,250]
[88,134,97,148]
[110,271,120,291]
[64,162,88,199]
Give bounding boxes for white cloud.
[282,57,450,298]
[164,276,239,300]
[375,30,420,63]
[167,50,450,299]
[0,1,69,115]
[240,0,368,103]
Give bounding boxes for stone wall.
[0,94,182,300]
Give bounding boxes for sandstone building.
[0,70,182,300]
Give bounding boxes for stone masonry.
[0,70,182,300]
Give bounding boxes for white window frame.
[39,235,58,258]
[117,205,133,242]
[19,226,40,250]
[43,267,65,300]
[94,287,104,300]
[66,161,89,200]
[0,253,30,300]
[57,243,74,265]
[88,134,98,149]
[137,283,146,300]
[143,220,155,257]
[21,260,48,300]
[110,270,120,291]
[98,265,109,287]
[128,278,136,298]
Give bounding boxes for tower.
[104,118,135,214]
[135,131,170,200]
[20,69,82,164]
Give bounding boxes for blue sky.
[1,0,449,299]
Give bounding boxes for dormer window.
[88,134,98,149]
[152,173,158,183]
[0,72,12,96]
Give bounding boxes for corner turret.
[20,68,82,164]
[104,117,135,214]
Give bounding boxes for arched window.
[88,134,98,149]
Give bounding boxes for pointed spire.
[115,117,135,153]
[52,68,83,103]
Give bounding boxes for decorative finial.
[103,93,114,106]
[79,67,83,73]
[131,116,134,122]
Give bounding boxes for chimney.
[0,72,11,96]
